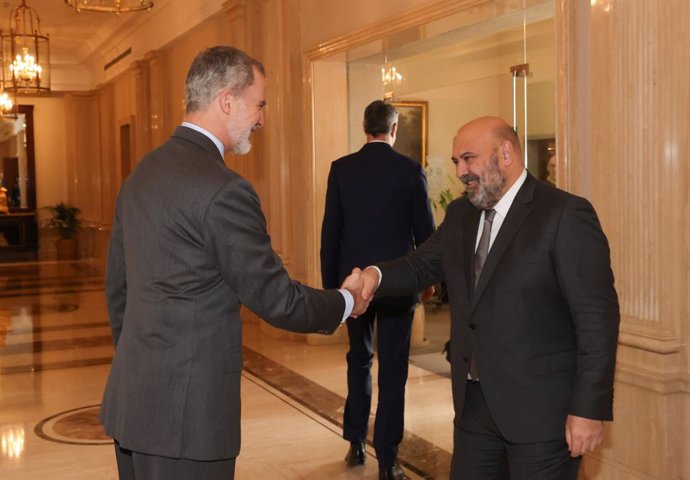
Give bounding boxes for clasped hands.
[340,267,435,318]
[340,267,380,317]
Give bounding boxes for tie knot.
[484,209,496,223]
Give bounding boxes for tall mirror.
[0,105,38,261]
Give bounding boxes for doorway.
[310,1,557,364]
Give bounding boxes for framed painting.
[391,100,428,166]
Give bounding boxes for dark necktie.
[469,208,496,381]
[473,209,496,288]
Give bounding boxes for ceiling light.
[0,0,51,94]
[64,0,154,14]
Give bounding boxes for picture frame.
[391,100,428,166]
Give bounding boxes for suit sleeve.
[411,164,435,246]
[320,163,342,289]
[377,221,446,297]
[105,194,127,347]
[553,196,620,420]
[205,177,344,334]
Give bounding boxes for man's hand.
[341,268,370,317]
[565,415,604,457]
[360,267,381,302]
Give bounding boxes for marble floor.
[0,260,455,479]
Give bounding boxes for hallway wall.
[558,1,689,478]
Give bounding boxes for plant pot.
[56,238,79,260]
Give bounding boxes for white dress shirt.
[474,169,528,252]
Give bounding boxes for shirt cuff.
[366,266,382,288]
[338,289,354,322]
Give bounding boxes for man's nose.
[455,159,468,177]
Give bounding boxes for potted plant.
[45,202,82,260]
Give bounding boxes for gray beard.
[467,154,505,210]
[231,136,252,155]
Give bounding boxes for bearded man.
[100,46,368,480]
[358,116,620,480]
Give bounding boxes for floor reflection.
[0,261,111,374]
[1,425,25,459]
[0,259,454,480]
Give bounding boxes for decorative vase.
[56,238,78,260]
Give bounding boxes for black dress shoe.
[379,461,408,480]
[345,442,366,465]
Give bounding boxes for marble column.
[556,1,690,478]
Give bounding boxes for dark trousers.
[342,304,414,468]
[450,381,581,480]
[114,441,236,480]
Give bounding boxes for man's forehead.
[454,126,494,150]
[453,131,479,152]
[243,76,266,100]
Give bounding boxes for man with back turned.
[100,46,368,480]
[321,100,435,480]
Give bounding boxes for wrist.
[364,266,382,289]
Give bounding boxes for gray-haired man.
[100,45,368,480]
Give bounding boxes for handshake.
[339,267,435,318]
[339,267,380,317]
[338,267,436,318]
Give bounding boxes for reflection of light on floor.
[1,426,25,459]
[13,305,34,331]
[0,305,34,347]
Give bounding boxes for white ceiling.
[0,0,223,91]
[0,1,161,64]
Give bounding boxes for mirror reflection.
[0,114,28,210]
[0,105,37,261]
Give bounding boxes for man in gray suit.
[100,46,368,480]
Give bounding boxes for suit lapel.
[470,174,536,312]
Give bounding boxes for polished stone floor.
[0,260,454,479]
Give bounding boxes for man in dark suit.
[358,116,620,479]
[100,46,368,480]
[321,100,435,480]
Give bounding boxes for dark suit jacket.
[100,126,344,461]
[376,173,619,442]
[320,141,435,311]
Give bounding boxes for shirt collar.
[182,121,225,158]
[492,169,527,218]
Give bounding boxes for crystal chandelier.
[381,61,403,101]
[64,0,154,14]
[0,0,50,94]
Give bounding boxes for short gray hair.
[185,46,265,114]
[363,100,398,136]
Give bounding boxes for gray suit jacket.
[100,126,344,460]
[376,174,619,443]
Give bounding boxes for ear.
[390,122,398,137]
[219,91,233,115]
[499,141,514,167]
